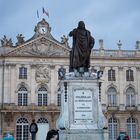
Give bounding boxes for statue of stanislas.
[69,21,95,72]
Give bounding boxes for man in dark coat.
[69,21,95,72]
[46,129,59,140]
[29,119,38,140]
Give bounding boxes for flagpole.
[37,10,39,22]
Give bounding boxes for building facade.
[0,19,140,140]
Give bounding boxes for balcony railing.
[125,105,137,111]
[91,49,140,58]
[1,103,60,112]
[107,105,119,110]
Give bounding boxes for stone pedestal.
[59,129,108,140]
[57,72,108,140]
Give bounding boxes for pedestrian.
[29,119,38,140]
[117,132,126,140]
[125,134,130,140]
[46,129,59,140]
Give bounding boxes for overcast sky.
[0,0,140,50]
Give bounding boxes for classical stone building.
[0,18,140,140]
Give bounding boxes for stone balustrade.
[91,49,140,58]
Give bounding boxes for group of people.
[117,132,130,140]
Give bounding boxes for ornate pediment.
[7,36,70,57]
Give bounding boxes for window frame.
[19,67,27,79]
[108,117,119,140]
[38,87,48,106]
[126,87,135,107]
[18,86,28,106]
[108,87,117,107]
[16,118,29,140]
[126,69,134,81]
[108,69,116,81]
[127,117,137,140]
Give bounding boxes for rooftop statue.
[1,35,13,47]
[16,34,25,46]
[69,21,95,72]
[61,35,69,48]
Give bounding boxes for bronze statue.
[69,21,95,72]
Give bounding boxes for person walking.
[29,119,38,140]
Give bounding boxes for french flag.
[42,7,49,18]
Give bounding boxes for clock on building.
[39,26,47,34]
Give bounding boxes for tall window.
[57,90,61,107]
[16,118,29,140]
[18,86,28,106]
[108,69,116,81]
[38,86,48,106]
[108,117,119,140]
[19,67,27,79]
[127,117,137,139]
[126,69,134,81]
[126,87,135,107]
[108,87,117,106]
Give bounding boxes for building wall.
[0,53,139,136]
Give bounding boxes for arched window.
[37,118,48,123]
[16,118,29,140]
[38,86,48,106]
[18,86,28,106]
[127,117,138,139]
[108,87,117,106]
[126,69,134,81]
[108,117,119,140]
[108,69,116,81]
[126,87,135,107]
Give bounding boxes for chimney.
[99,39,104,50]
[117,40,122,50]
[135,41,140,50]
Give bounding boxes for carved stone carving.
[35,65,50,83]
[16,34,25,46]
[61,35,69,48]
[7,37,70,57]
[1,35,13,47]
[4,112,13,126]
[58,66,66,80]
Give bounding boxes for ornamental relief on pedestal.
[35,65,50,83]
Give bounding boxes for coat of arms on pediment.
[7,36,70,57]
[35,65,50,83]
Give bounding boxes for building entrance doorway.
[36,118,49,140]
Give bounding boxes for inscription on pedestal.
[73,89,94,124]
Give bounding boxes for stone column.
[50,65,56,104]
[30,64,36,104]
[136,67,140,106]
[4,64,10,103]
[118,66,124,108]
[10,64,16,104]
